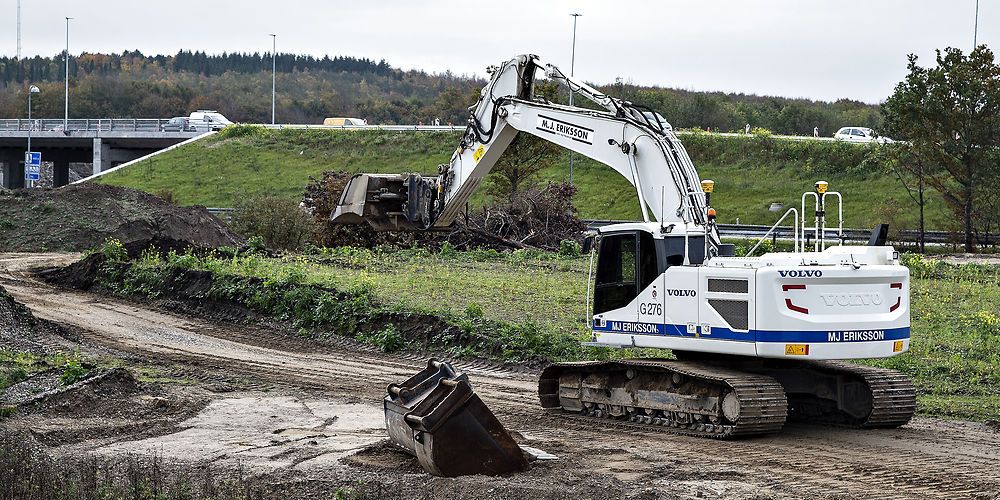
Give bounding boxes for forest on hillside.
[0,50,880,134]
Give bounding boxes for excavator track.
[670,353,917,430]
[775,361,917,429]
[538,359,788,439]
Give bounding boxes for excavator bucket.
[330,173,439,231]
[384,359,529,477]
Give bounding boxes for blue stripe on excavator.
[592,322,910,343]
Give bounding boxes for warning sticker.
[473,145,486,163]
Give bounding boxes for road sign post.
[24,151,41,186]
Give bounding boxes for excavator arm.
[331,54,717,245]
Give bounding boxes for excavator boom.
[332,54,715,242]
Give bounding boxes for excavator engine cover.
[384,359,528,477]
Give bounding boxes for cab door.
[592,231,664,327]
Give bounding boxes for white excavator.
[333,54,916,440]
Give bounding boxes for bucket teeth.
[384,359,528,477]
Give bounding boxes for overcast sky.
[6,1,993,103]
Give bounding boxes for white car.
[834,127,894,144]
[189,110,232,132]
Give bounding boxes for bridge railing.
[0,118,171,132]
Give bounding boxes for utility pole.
[974,0,980,49]
[65,17,73,130]
[26,85,39,188]
[269,34,276,125]
[16,0,21,60]
[568,12,581,185]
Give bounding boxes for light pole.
[568,12,581,185]
[64,17,73,131]
[269,34,276,125]
[26,85,39,188]
[16,0,21,60]
[974,0,980,49]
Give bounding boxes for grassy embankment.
[97,127,953,230]
[94,242,999,422]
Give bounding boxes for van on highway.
[323,117,368,126]
[834,127,894,144]
[189,110,232,132]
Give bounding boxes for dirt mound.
[18,368,139,416]
[0,183,242,252]
[0,284,53,354]
[40,237,222,291]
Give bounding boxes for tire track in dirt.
[3,253,999,499]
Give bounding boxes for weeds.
[0,430,262,500]
[357,325,405,353]
[59,353,90,386]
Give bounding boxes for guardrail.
[0,120,864,142]
[261,124,466,132]
[583,220,954,245]
[0,118,179,133]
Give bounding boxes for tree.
[882,46,1000,252]
[864,143,929,252]
[486,81,561,198]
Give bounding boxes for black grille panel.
[708,278,749,294]
[709,299,749,330]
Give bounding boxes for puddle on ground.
[97,395,385,470]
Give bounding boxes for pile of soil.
[0,284,55,354]
[39,236,217,291]
[18,368,140,416]
[0,183,242,252]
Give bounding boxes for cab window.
[594,232,660,314]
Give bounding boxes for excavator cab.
[591,227,705,315]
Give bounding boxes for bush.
[99,238,127,262]
[59,354,90,386]
[559,239,581,257]
[357,325,405,352]
[231,196,314,251]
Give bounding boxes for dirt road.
[2,253,999,499]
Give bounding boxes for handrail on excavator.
[745,207,800,257]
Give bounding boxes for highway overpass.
[0,119,201,188]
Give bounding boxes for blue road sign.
[24,152,41,181]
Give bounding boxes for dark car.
[161,117,193,132]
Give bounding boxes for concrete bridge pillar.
[92,138,112,175]
[0,150,24,189]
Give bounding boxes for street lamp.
[974,0,980,49]
[568,12,581,185]
[269,34,276,125]
[26,85,39,188]
[65,17,73,130]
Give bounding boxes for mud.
[0,183,241,252]
[3,252,1000,499]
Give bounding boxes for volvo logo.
[820,293,884,307]
[667,289,696,297]
[778,270,823,278]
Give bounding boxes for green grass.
[97,128,954,230]
[91,241,1000,422]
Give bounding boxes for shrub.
[59,354,90,386]
[216,124,267,139]
[559,239,581,257]
[100,238,127,262]
[357,325,405,352]
[231,196,314,251]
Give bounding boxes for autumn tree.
[882,46,1000,251]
